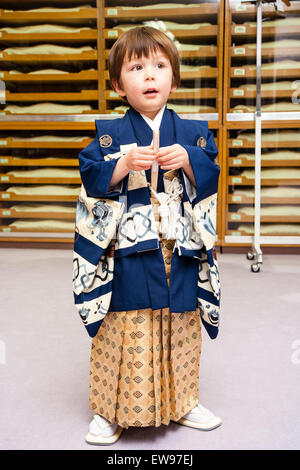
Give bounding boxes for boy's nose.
[144,68,155,80]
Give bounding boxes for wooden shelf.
[231,2,300,17]
[2,90,99,102]
[228,138,300,148]
[231,23,300,39]
[0,51,98,62]
[230,66,300,79]
[227,228,300,237]
[104,26,218,41]
[0,71,99,82]
[230,88,298,99]
[104,4,218,21]
[0,225,74,233]
[0,208,75,219]
[227,213,300,223]
[0,192,78,202]
[0,9,97,24]
[228,157,300,167]
[0,139,92,148]
[228,195,300,204]
[0,157,78,166]
[228,176,300,186]
[104,47,217,60]
[0,31,98,42]
[0,174,81,184]
[230,46,300,59]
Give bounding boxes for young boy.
[77,26,221,445]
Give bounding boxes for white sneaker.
[175,403,222,431]
[85,414,123,445]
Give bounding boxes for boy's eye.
[131,64,143,71]
[156,62,165,69]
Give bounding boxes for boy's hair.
[108,26,180,90]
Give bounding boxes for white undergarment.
[4,103,92,114]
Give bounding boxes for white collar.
[140,105,166,132]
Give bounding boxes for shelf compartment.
[0,71,98,82]
[104,4,218,21]
[1,90,99,102]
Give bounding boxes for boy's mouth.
[143,88,158,96]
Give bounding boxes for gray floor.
[0,248,299,450]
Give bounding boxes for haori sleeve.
[181,126,220,205]
[78,127,129,199]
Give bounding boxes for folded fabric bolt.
[4,103,92,114]
[237,81,295,91]
[2,44,94,55]
[233,187,300,198]
[233,102,300,112]
[249,60,300,70]
[234,150,300,160]
[6,185,81,195]
[8,219,75,230]
[236,224,300,234]
[6,168,80,178]
[241,168,300,179]
[121,3,200,9]
[8,203,76,213]
[237,205,300,216]
[9,68,96,75]
[9,135,90,141]
[4,4,92,12]
[143,20,212,29]
[243,17,300,27]
[237,130,300,142]
[240,39,300,49]
[180,64,214,71]
[0,24,92,34]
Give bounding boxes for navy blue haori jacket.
[73,106,221,340]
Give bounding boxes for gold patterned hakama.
[89,197,202,429]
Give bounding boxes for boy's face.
[112,49,177,120]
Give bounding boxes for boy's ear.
[170,84,177,93]
[111,79,126,97]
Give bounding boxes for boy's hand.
[156,144,189,170]
[122,146,156,172]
